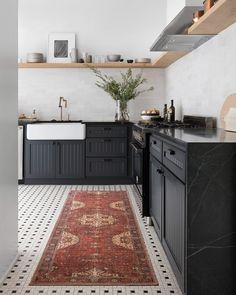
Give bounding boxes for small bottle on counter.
[31,109,37,120]
[163,104,168,121]
[167,100,175,122]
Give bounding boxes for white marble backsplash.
[165,22,236,124]
[18,68,165,122]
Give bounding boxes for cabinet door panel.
[150,155,163,240]
[56,141,85,179]
[86,158,127,177]
[86,138,127,157]
[25,141,55,179]
[163,168,185,289]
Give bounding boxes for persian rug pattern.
[30,191,158,286]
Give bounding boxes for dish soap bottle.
[167,100,175,122]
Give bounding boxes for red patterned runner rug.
[30,191,158,286]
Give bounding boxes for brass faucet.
[59,96,67,121]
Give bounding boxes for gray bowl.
[107,54,121,62]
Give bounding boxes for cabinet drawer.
[163,143,186,182]
[150,135,162,162]
[87,126,127,138]
[86,158,127,177]
[86,138,127,157]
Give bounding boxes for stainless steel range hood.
[150,6,215,51]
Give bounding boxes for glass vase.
[115,100,129,122]
[120,100,129,122]
[115,100,120,121]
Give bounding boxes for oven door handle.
[130,142,143,154]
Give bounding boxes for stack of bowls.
[107,54,121,62]
[135,58,151,63]
[27,53,44,63]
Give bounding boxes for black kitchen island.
[149,127,236,295]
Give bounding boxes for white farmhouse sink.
[27,123,86,140]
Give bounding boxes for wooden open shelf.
[18,0,236,70]
[188,0,236,34]
[18,62,159,69]
[18,53,188,69]
[152,52,188,68]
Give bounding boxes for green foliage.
[91,68,154,103]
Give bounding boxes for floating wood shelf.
[152,52,188,68]
[188,0,236,34]
[19,0,236,70]
[18,62,159,69]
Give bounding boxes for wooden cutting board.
[220,93,236,129]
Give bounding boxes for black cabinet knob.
[156,168,163,174]
[153,141,157,145]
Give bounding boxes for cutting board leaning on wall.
[220,93,236,129]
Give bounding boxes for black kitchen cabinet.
[25,141,55,179]
[86,158,127,177]
[149,155,163,240]
[24,122,133,185]
[87,125,127,138]
[56,141,85,179]
[86,138,127,157]
[150,151,185,290]
[162,166,185,289]
[85,123,132,183]
[25,140,85,181]
[149,130,236,295]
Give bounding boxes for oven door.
[130,142,143,197]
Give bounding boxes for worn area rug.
[30,190,158,286]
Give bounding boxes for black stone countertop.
[153,128,236,144]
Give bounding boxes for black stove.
[131,115,216,217]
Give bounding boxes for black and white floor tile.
[0,185,182,295]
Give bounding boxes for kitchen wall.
[18,0,166,121]
[166,0,202,23]
[0,0,18,282]
[165,22,236,124]
[19,69,165,121]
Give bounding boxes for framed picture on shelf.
[47,33,75,63]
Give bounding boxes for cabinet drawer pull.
[156,168,163,174]
[103,139,112,142]
[104,127,112,131]
[104,159,112,162]
[168,149,175,155]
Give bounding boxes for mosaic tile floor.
[0,185,182,295]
